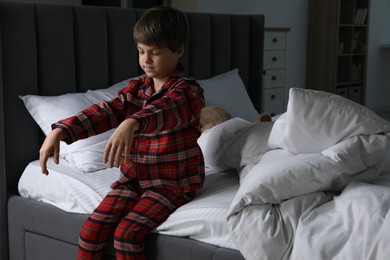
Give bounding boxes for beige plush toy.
[200,106,272,132]
[254,112,272,123]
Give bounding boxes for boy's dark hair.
[133,6,189,52]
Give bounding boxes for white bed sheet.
[18,159,238,250]
[18,159,119,213]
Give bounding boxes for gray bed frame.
[0,1,264,259]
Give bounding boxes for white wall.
[171,0,308,105]
[365,0,390,113]
[172,0,390,114]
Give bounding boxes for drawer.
[266,106,284,117]
[263,69,285,88]
[264,32,287,50]
[263,51,285,70]
[349,85,362,104]
[263,88,284,114]
[335,87,348,98]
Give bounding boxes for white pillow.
[19,77,135,172]
[84,76,141,103]
[198,118,274,173]
[60,134,113,172]
[197,118,251,171]
[20,93,94,136]
[268,88,390,154]
[224,121,274,169]
[198,69,259,122]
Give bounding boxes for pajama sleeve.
[52,80,143,144]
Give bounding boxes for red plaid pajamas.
[78,181,194,259]
[53,65,205,259]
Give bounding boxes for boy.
[39,6,205,260]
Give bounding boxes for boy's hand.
[104,118,139,168]
[39,128,65,175]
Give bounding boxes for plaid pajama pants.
[77,181,194,260]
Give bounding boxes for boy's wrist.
[52,128,66,140]
[125,118,140,132]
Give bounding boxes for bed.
[0,1,263,260]
[2,2,390,260]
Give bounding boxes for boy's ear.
[176,47,184,58]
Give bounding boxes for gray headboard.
[0,1,264,258]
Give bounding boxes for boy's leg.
[78,184,141,260]
[113,189,194,260]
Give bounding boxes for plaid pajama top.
[53,66,205,193]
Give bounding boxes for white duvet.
[218,88,390,260]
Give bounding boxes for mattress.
[18,159,239,250]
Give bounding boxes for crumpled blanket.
[221,88,390,260]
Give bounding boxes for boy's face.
[137,43,183,82]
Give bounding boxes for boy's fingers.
[124,143,130,164]
[108,145,116,168]
[115,144,123,168]
[42,167,49,175]
[41,163,48,175]
[53,143,60,164]
[103,143,112,164]
[39,153,49,175]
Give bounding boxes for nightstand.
[262,27,290,116]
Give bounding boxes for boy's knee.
[79,219,95,241]
[114,219,148,244]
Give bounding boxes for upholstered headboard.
[0,1,264,258]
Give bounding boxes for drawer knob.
[271,76,277,81]
[272,57,277,62]
[270,94,276,100]
[272,38,278,43]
